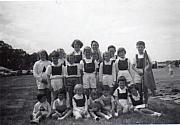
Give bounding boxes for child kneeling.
[72,84,90,119]
[30,94,51,124]
[52,89,72,120]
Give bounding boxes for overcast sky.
[0,0,180,61]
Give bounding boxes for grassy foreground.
[0,68,180,125]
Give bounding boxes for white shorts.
[83,73,96,89]
[51,78,63,91]
[102,75,113,87]
[118,70,133,83]
[133,72,142,84]
[73,107,86,117]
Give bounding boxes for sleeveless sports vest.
[67,65,78,75]
[83,59,95,73]
[103,61,113,75]
[74,51,82,63]
[117,89,128,99]
[129,94,143,106]
[136,54,144,69]
[73,94,86,107]
[52,65,62,75]
[118,58,128,70]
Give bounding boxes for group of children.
[31,40,161,124]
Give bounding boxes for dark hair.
[91,40,99,47]
[129,84,138,93]
[136,41,145,47]
[108,45,116,52]
[37,94,46,101]
[51,50,59,58]
[67,53,75,62]
[57,88,66,97]
[117,47,126,54]
[71,39,83,48]
[38,50,49,60]
[102,85,110,91]
[117,76,127,83]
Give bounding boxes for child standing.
[80,46,98,98]
[72,84,90,119]
[108,45,117,63]
[64,53,81,107]
[30,94,51,124]
[99,85,115,119]
[46,51,65,102]
[71,39,83,64]
[129,85,161,117]
[57,48,66,66]
[113,76,129,116]
[52,89,72,120]
[115,47,133,86]
[33,50,51,104]
[132,41,153,104]
[99,51,116,95]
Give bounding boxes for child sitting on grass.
[129,85,161,117]
[72,84,90,119]
[52,89,72,120]
[113,76,129,116]
[88,90,111,121]
[30,94,51,124]
[99,85,115,120]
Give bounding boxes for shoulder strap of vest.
[83,59,86,64]
[117,89,119,95]
[136,54,138,64]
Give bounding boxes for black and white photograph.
[0,0,180,124]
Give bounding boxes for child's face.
[131,88,138,96]
[58,93,64,100]
[59,52,64,59]
[92,42,99,51]
[85,49,92,59]
[39,52,47,61]
[108,48,115,58]
[118,51,126,58]
[52,57,59,65]
[76,88,83,95]
[102,90,110,97]
[136,45,145,54]
[91,93,98,100]
[68,55,75,64]
[104,53,110,62]
[74,42,80,52]
[39,96,47,103]
[118,81,125,89]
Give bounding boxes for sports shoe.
[94,117,100,121]
[30,119,39,124]
[114,112,118,117]
[58,116,65,120]
[105,115,111,120]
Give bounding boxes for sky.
[0,0,180,61]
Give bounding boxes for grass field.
[0,68,180,125]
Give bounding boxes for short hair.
[57,88,66,96]
[102,85,110,91]
[103,51,110,59]
[71,39,83,48]
[51,50,59,58]
[38,49,49,60]
[108,45,116,52]
[83,46,92,53]
[66,53,75,62]
[136,41,145,47]
[117,76,127,83]
[90,89,99,96]
[129,84,138,93]
[37,94,46,101]
[91,40,99,47]
[74,84,83,93]
[117,47,126,54]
